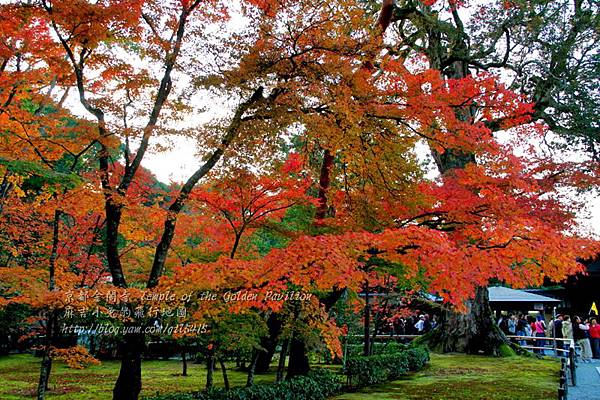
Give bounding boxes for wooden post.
[568,346,576,386]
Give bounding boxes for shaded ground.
[332,353,559,400]
[0,354,275,399]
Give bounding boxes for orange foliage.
[49,345,101,369]
[0,0,598,371]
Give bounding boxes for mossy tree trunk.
[424,287,516,355]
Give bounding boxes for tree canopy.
[0,0,598,399]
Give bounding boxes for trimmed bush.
[145,348,429,399]
[143,368,343,400]
[346,341,409,357]
[404,346,429,371]
[344,346,429,387]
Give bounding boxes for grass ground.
[332,353,560,400]
[0,352,559,399]
[0,354,275,399]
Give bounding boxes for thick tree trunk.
[284,288,346,378]
[424,287,512,355]
[112,333,144,400]
[424,19,501,354]
[104,200,127,288]
[254,341,277,374]
[286,336,310,379]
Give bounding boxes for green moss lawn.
[333,353,559,400]
[0,353,559,399]
[0,354,275,399]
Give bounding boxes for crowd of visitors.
[384,314,438,336]
[568,315,600,362]
[497,312,600,361]
[382,309,600,364]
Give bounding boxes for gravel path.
[568,360,600,400]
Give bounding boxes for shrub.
[380,341,410,354]
[344,346,429,387]
[346,341,409,358]
[145,348,429,399]
[404,346,429,371]
[143,368,343,400]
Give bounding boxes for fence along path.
[505,335,600,400]
[360,334,583,399]
[347,333,591,399]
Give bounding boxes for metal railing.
[345,334,420,340]
[345,333,577,400]
[505,335,574,356]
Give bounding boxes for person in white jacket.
[561,315,573,352]
[414,315,425,333]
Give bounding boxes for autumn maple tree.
[366,0,600,353]
[218,0,599,361]
[0,0,599,399]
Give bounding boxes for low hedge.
[146,348,429,399]
[344,346,429,387]
[144,368,343,400]
[346,341,409,358]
